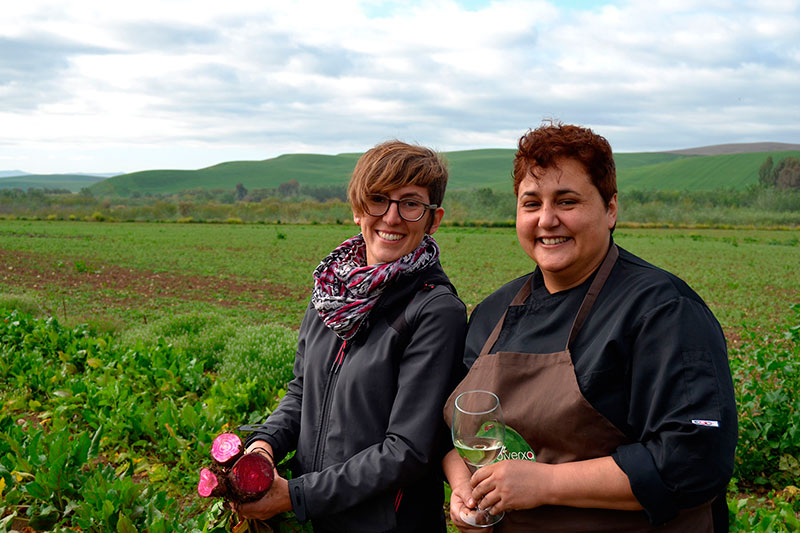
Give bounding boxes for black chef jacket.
[463,244,737,525]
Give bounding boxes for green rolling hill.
[88,154,364,197]
[617,151,800,191]
[0,174,107,192]
[7,147,791,197]
[89,149,700,196]
[88,150,527,196]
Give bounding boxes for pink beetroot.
[198,432,274,504]
[197,467,226,498]
[211,432,244,467]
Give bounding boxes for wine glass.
[452,390,506,527]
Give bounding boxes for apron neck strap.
[565,244,618,350]
[478,243,619,357]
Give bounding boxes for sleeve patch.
[691,419,720,428]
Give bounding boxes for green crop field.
[1,220,799,531]
[1,221,797,331]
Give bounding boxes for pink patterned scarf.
[311,233,440,340]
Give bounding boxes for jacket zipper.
[312,339,348,471]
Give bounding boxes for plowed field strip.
[0,248,300,316]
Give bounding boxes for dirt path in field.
[0,247,303,323]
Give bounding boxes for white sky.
[1,0,798,174]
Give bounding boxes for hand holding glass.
[452,390,505,527]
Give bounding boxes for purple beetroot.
[229,452,275,503]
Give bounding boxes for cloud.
[0,34,112,112]
[0,0,798,173]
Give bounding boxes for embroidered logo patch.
[691,419,720,428]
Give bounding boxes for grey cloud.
[130,40,365,120]
[115,21,221,51]
[0,33,109,76]
[289,44,359,77]
[140,65,287,117]
[243,33,362,78]
[0,34,112,111]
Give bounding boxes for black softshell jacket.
[244,261,467,532]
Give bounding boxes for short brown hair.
[513,121,617,205]
[348,140,448,216]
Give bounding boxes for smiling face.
[354,184,444,265]
[516,158,617,293]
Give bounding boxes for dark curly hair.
[513,121,617,206]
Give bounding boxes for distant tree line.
[132,180,348,203]
[0,187,73,196]
[123,180,348,204]
[238,180,349,203]
[759,156,800,190]
[3,178,800,227]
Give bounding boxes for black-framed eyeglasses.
[365,195,438,222]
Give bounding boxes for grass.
[0,292,43,316]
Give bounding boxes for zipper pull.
[329,340,347,373]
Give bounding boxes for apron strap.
[479,278,532,356]
[479,243,619,357]
[566,244,619,350]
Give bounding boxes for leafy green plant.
[0,421,102,530]
[0,306,303,530]
[731,304,800,488]
[729,486,800,532]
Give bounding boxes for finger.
[478,484,502,509]
[450,495,467,520]
[452,497,484,530]
[452,497,470,516]
[471,475,494,504]
[451,506,466,527]
[458,507,480,526]
[453,486,477,510]
[469,464,491,487]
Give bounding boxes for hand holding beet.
[198,432,275,504]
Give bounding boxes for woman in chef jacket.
[443,122,737,532]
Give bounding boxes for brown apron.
[445,245,712,532]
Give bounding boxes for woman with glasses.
[234,140,467,532]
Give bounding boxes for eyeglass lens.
[366,196,426,221]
